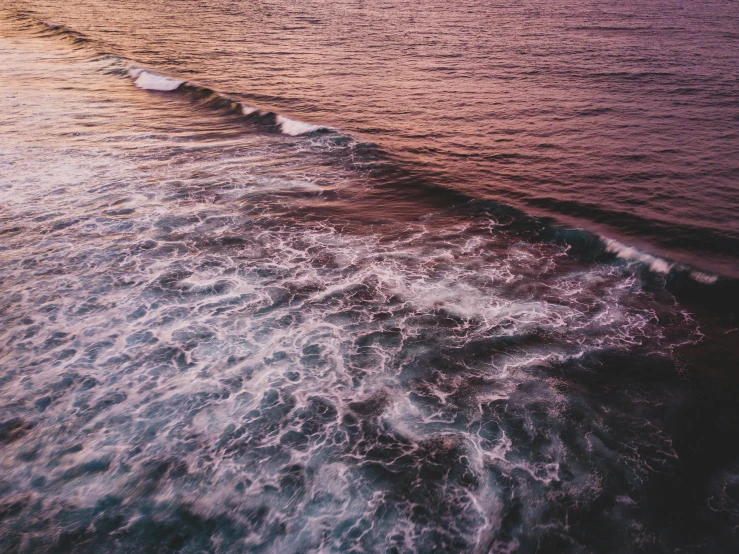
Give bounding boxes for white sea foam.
[125,70,327,135]
[275,114,327,136]
[690,270,718,285]
[604,237,719,283]
[127,66,183,91]
[603,237,673,274]
[241,107,328,136]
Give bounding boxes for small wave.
[275,115,330,136]
[3,11,92,46]
[689,270,718,285]
[8,11,335,138]
[132,72,331,135]
[603,237,720,285]
[240,105,331,136]
[127,66,183,91]
[603,238,674,274]
[38,22,90,45]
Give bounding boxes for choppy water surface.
[0,2,738,553]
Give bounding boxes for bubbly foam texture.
[0,18,723,553]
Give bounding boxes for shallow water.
[0,3,738,553]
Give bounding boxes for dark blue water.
[0,1,738,552]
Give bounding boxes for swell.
[363,161,737,299]
[6,9,92,45]
[363,168,739,311]
[175,78,335,137]
[4,8,737,310]
[5,10,337,139]
[522,195,739,260]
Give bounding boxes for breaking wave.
[128,66,184,92]
[603,237,674,274]
[126,65,333,136]
[7,11,334,137]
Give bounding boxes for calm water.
[0,1,738,553]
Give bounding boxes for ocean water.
[0,1,738,553]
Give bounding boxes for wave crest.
[604,238,674,274]
[127,66,184,91]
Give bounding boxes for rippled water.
[0,2,738,553]
[4,0,739,276]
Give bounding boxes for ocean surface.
[0,1,738,552]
